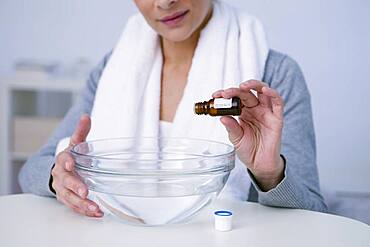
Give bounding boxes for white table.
[0,194,369,247]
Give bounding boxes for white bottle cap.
[214,210,233,231]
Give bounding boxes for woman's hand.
[213,80,285,191]
[51,115,103,217]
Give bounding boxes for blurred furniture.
[0,77,84,195]
[324,190,370,225]
[0,194,369,247]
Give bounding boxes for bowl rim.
[70,137,235,175]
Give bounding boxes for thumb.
[220,116,244,146]
[69,114,91,147]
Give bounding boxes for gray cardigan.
[18,49,327,212]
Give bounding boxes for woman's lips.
[159,10,189,27]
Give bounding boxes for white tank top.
[159,120,172,137]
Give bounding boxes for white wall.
[0,0,137,75]
[231,0,370,193]
[1,0,369,192]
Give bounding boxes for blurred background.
[0,0,369,223]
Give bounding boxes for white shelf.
[0,76,85,92]
[12,152,31,162]
[0,76,85,195]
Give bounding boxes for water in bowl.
[89,189,217,226]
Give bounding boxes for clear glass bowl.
[71,137,235,226]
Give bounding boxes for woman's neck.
[161,8,213,65]
[161,33,199,65]
[162,33,199,64]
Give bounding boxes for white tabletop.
[0,194,369,247]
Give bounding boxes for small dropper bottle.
[194,97,242,116]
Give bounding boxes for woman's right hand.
[51,115,103,217]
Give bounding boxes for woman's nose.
[156,0,178,10]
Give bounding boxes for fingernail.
[66,161,72,170]
[88,204,97,212]
[96,211,104,217]
[78,188,84,197]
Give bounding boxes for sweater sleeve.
[247,50,328,213]
[18,52,111,196]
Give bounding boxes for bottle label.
[214,98,232,109]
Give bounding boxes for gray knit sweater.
[18,49,327,212]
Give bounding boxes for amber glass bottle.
[194,97,242,116]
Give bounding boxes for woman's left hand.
[212,80,285,191]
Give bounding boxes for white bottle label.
[214,98,232,109]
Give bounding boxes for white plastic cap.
[214,210,233,231]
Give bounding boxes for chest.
[160,62,191,122]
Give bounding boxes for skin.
[135,0,213,121]
[52,115,103,217]
[52,0,285,217]
[212,82,285,190]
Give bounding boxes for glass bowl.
[71,137,235,226]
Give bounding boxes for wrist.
[250,155,286,192]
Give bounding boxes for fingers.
[69,114,91,147]
[213,80,284,118]
[220,87,240,98]
[212,89,224,98]
[219,87,260,108]
[213,87,259,108]
[212,80,269,108]
[53,168,103,217]
[256,91,272,109]
[56,151,75,172]
[62,172,88,199]
[57,187,103,217]
[240,80,268,93]
[262,86,284,118]
[53,146,103,218]
[240,80,284,117]
[240,80,270,108]
[220,116,244,146]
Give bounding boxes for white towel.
[57,1,268,222]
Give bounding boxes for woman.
[19,0,327,217]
